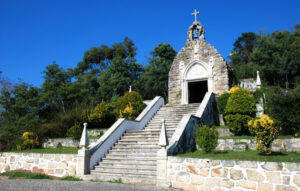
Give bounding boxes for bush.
[217,93,230,114]
[17,132,39,150]
[248,114,280,155]
[88,101,115,128]
[225,87,256,115]
[114,91,144,120]
[66,123,82,141]
[225,114,252,135]
[195,124,218,153]
[265,88,300,136]
[225,87,256,135]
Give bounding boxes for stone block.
[230,169,243,180]
[221,179,234,188]
[285,163,300,171]
[187,165,197,174]
[55,168,64,175]
[246,169,265,181]
[213,188,225,191]
[190,174,204,185]
[197,186,212,191]
[233,144,246,152]
[10,156,15,163]
[237,181,256,190]
[293,174,300,187]
[168,157,185,163]
[266,172,281,184]
[23,163,30,170]
[211,160,220,166]
[204,177,221,187]
[55,155,61,162]
[176,172,190,182]
[197,169,209,176]
[258,183,273,191]
[211,168,228,177]
[173,181,198,191]
[43,154,52,160]
[283,176,290,185]
[222,160,235,167]
[236,161,257,168]
[32,166,44,174]
[59,160,68,168]
[44,169,54,175]
[48,161,56,169]
[275,185,298,191]
[65,155,73,161]
[26,158,34,163]
[262,162,283,171]
[198,160,210,168]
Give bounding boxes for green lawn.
[0,171,52,179]
[177,150,300,162]
[7,147,78,154]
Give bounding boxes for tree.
[138,43,176,100]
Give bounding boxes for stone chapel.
[168,11,231,104]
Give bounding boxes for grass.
[59,176,82,181]
[177,150,300,162]
[216,126,229,129]
[107,178,123,184]
[0,171,52,179]
[7,147,78,154]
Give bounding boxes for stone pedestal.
[77,148,90,175]
[157,148,169,187]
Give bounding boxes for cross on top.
[192,9,200,22]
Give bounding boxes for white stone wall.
[43,138,98,148]
[0,152,77,177]
[167,157,300,191]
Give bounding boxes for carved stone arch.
[181,60,214,104]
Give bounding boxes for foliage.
[248,114,280,155]
[217,93,230,114]
[225,87,256,115]
[225,114,252,136]
[195,124,218,153]
[114,91,144,119]
[66,123,82,141]
[17,132,39,150]
[0,171,52,179]
[224,87,256,135]
[59,176,83,181]
[8,147,78,154]
[87,101,115,129]
[264,87,300,135]
[137,43,177,100]
[177,150,300,162]
[229,25,300,88]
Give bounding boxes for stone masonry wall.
[43,138,98,148]
[167,156,300,191]
[0,152,77,177]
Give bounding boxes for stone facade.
[43,138,98,148]
[167,157,300,191]
[168,21,231,104]
[0,152,77,177]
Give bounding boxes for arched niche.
[181,60,213,104]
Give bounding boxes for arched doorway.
[181,60,213,104]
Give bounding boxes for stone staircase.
[90,103,199,184]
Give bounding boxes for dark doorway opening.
[188,81,208,103]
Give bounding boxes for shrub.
[265,88,300,136]
[225,114,252,135]
[88,101,115,128]
[225,87,256,135]
[114,91,144,120]
[195,124,218,153]
[217,93,230,114]
[17,132,39,150]
[225,87,256,115]
[248,114,280,155]
[66,123,82,141]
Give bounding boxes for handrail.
[88,96,164,169]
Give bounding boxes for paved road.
[0,179,180,191]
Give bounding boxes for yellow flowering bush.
[248,114,280,155]
[120,102,134,119]
[17,132,39,150]
[228,86,242,94]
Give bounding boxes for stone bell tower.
[168,10,231,105]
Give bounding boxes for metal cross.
[192,9,200,22]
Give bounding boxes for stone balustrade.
[167,156,300,191]
[0,152,77,177]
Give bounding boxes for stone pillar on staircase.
[157,119,170,187]
[77,123,90,175]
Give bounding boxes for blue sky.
[0,0,299,87]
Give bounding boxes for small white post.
[129,85,132,92]
[77,123,90,175]
[256,71,261,89]
[157,119,169,187]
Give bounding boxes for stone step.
[94,166,156,174]
[111,147,159,152]
[101,158,156,164]
[98,161,156,167]
[108,150,158,155]
[106,153,157,158]
[102,156,157,161]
